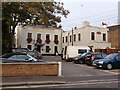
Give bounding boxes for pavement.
[2,74,119,87]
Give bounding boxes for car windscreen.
[105,54,117,59]
[81,53,87,56]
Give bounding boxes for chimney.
[74,27,77,29]
[101,22,107,28]
[82,21,90,27]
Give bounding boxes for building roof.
[107,24,120,28]
[26,25,62,30]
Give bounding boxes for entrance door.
[54,46,58,55]
[37,46,41,53]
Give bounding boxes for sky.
[58,0,119,31]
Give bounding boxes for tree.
[2,2,70,35]
[2,19,12,54]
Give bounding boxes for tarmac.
[2,74,119,87]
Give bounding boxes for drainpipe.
[68,33,69,46]
[72,28,73,46]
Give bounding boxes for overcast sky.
[58,0,119,31]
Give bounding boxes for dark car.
[22,51,42,59]
[11,48,30,52]
[85,52,107,65]
[73,52,92,64]
[93,53,120,70]
[1,52,38,63]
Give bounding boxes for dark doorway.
[37,46,41,53]
[27,45,32,50]
[54,46,58,55]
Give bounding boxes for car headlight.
[98,61,104,64]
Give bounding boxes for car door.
[115,55,120,68]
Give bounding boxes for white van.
[62,46,90,61]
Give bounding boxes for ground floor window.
[27,45,32,50]
[46,46,50,53]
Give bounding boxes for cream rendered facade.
[17,25,62,55]
[17,21,111,55]
[62,21,111,51]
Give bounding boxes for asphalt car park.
[42,56,119,77]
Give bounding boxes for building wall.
[108,25,120,50]
[62,22,111,51]
[17,25,62,55]
[17,21,111,55]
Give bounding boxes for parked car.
[85,52,107,65]
[62,46,90,61]
[1,52,38,63]
[11,48,30,52]
[93,53,120,70]
[73,52,92,64]
[22,51,42,59]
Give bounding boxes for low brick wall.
[1,62,59,77]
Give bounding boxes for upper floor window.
[63,37,64,43]
[74,34,76,42]
[66,36,67,43]
[91,32,95,40]
[103,33,106,41]
[46,34,50,39]
[70,35,72,42]
[37,34,41,39]
[28,33,32,38]
[78,33,81,41]
[54,35,58,40]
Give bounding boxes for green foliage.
[2,2,69,54]
[2,2,70,35]
[2,19,12,54]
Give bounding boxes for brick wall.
[1,62,59,77]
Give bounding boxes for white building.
[17,25,62,55]
[62,21,111,52]
[17,21,111,55]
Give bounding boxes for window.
[96,54,103,57]
[78,33,81,41]
[91,32,95,40]
[102,53,107,57]
[37,34,41,39]
[74,34,76,42]
[66,36,67,42]
[54,35,58,40]
[78,49,87,54]
[63,37,64,43]
[9,55,17,59]
[46,34,50,39]
[28,33,32,38]
[27,45,32,50]
[46,46,50,52]
[16,55,30,60]
[116,55,120,61]
[103,33,106,41]
[70,35,72,42]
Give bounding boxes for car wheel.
[74,60,78,64]
[106,63,112,70]
[79,60,83,64]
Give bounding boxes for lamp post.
[88,45,93,52]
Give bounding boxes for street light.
[88,45,93,52]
